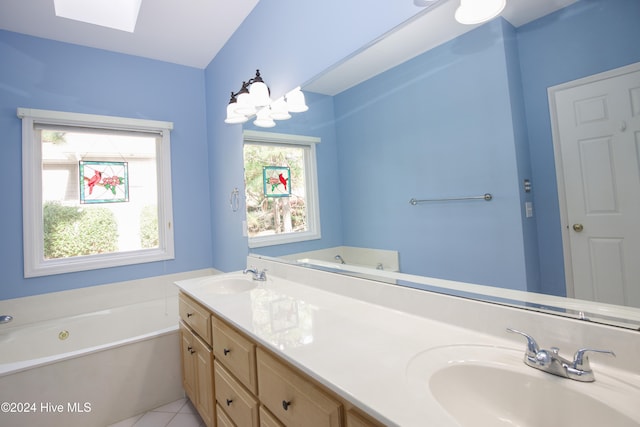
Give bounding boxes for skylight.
[54,0,142,33]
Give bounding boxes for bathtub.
[0,298,178,376]
[0,269,216,427]
[280,245,400,272]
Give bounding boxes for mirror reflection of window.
[243,131,321,248]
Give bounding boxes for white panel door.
[551,63,640,308]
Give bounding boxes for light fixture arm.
[251,69,265,85]
[229,70,269,100]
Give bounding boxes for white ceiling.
[0,0,259,69]
[0,0,576,88]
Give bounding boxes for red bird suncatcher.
[278,173,288,190]
[84,170,102,195]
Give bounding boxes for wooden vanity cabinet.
[256,347,342,427]
[345,408,387,427]
[178,291,384,427]
[179,323,197,402]
[179,293,212,346]
[179,294,215,427]
[212,315,260,426]
[214,360,260,426]
[260,405,285,427]
[212,316,258,394]
[216,403,235,427]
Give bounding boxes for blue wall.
[231,0,640,295]
[0,31,212,299]
[518,0,640,296]
[0,0,428,300]
[244,92,345,258]
[2,0,638,300]
[204,0,428,272]
[332,19,530,290]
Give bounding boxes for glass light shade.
[225,102,248,124]
[253,108,276,128]
[286,88,309,113]
[455,0,506,25]
[234,91,257,116]
[270,98,291,121]
[249,81,271,107]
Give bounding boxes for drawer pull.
[186,312,193,318]
[282,400,292,411]
[187,346,195,354]
[226,399,233,406]
[223,348,231,356]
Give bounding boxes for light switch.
[525,202,533,218]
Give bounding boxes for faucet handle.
[506,328,540,356]
[243,267,267,281]
[572,348,616,370]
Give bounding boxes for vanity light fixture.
[53,0,142,32]
[253,108,276,128]
[225,70,309,127]
[455,0,506,25]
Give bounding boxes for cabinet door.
[257,348,342,427]
[193,333,215,427]
[179,322,196,403]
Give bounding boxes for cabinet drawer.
[257,348,342,427]
[212,316,258,394]
[216,403,235,427]
[260,405,285,427]
[346,408,385,427]
[214,360,259,427]
[179,293,211,345]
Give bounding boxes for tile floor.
[107,398,205,427]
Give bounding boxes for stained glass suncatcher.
[79,160,129,204]
[263,166,291,198]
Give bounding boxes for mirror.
[246,0,640,329]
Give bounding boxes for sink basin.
[195,273,258,295]
[406,345,640,427]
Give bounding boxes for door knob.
[572,223,584,232]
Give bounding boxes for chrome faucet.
[507,328,615,382]
[0,315,13,324]
[334,255,346,264]
[243,267,267,281]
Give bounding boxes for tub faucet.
[334,255,346,264]
[243,267,267,281]
[0,315,13,324]
[507,328,615,382]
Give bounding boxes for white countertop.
[175,271,522,426]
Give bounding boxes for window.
[243,130,321,248]
[19,108,175,277]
